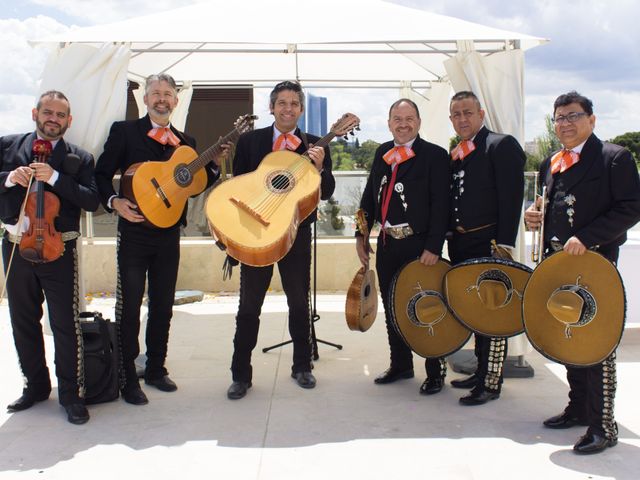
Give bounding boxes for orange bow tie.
[273,133,302,152]
[550,149,580,174]
[148,127,181,147]
[382,146,415,166]
[451,140,475,161]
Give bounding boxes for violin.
[19,139,65,263]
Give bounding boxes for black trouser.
[375,233,446,379]
[560,246,619,440]
[116,224,180,389]
[231,225,313,382]
[447,227,507,393]
[3,237,82,406]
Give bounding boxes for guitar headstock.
[330,113,360,140]
[234,114,258,134]
[355,208,369,237]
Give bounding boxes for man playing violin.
[357,99,451,395]
[226,80,335,400]
[0,90,100,424]
[95,73,227,406]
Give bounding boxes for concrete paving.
[1,293,639,480]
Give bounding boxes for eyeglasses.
[553,112,589,125]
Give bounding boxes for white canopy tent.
[33,0,547,152]
[33,0,547,356]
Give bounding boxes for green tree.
[351,139,380,171]
[330,142,355,170]
[609,131,640,167]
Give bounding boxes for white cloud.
[0,16,70,135]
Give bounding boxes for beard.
[37,119,68,140]
[148,102,173,120]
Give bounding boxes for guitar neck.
[188,128,242,173]
[301,131,338,158]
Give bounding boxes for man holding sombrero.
[446,91,526,405]
[356,99,451,395]
[525,91,640,454]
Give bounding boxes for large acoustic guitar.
[345,208,378,332]
[205,113,360,266]
[121,114,256,228]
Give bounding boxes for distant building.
[298,93,327,137]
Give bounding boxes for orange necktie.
[550,149,580,174]
[147,127,181,147]
[382,146,415,165]
[273,133,302,152]
[451,140,475,161]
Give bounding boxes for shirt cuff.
[46,170,59,186]
[107,195,118,210]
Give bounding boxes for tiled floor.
[0,294,638,480]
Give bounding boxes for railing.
[83,171,541,238]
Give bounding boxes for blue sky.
[1,0,638,144]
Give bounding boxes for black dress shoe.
[7,391,50,412]
[122,386,149,405]
[145,375,178,392]
[419,377,444,395]
[459,389,499,406]
[573,433,617,454]
[64,403,90,425]
[450,374,478,389]
[374,367,414,385]
[227,381,252,400]
[543,412,588,429]
[292,371,316,389]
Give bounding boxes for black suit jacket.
[359,136,451,255]
[95,115,217,228]
[232,125,335,226]
[540,133,640,255]
[450,126,525,246]
[0,132,99,231]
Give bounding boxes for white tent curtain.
[399,80,452,151]
[39,42,130,158]
[445,45,531,356]
[444,44,525,142]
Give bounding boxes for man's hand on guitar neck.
[213,142,233,167]
[307,144,325,172]
[112,197,145,223]
[356,235,374,267]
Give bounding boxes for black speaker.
[80,312,120,405]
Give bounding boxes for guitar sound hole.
[364,285,371,297]
[174,164,193,187]
[266,170,295,194]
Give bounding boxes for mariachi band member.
[1,90,100,424]
[226,80,335,400]
[447,91,525,405]
[525,91,640,454]
[357,99,450,395]
[95,73,225,405]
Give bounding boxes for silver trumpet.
[531,185,547,264]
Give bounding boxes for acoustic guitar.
[345,208,378,332]
[205,113,360,266]
[121,114,257,228]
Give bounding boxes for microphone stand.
[262,221,342,359]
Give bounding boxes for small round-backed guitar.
[345,208,378,332]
